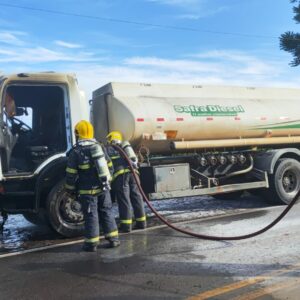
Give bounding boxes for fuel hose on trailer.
[113,144,300,241]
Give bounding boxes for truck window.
[3,85,68,174]
[0,77,4,92]
[4,93,16,118]
[14,107,33,128]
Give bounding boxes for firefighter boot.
[134,220,147,230]
[107,237,121,248]
[82,242,98,252]
[119,223,132,233]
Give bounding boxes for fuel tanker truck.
[91,82,300,205]
[0,72,300,237]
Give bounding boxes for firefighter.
[106,131,146,233]
[65,120,120,252]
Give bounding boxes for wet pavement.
[0,202,299,300]
[0,193,274,254]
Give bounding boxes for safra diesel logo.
[174,104,245,117]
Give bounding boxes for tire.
[23,210,49,226]
[213,191,243,200]
[46,179,85,237]
[265,158,300,205]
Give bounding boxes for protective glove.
[131,159,139,170]
[100,176,111,191]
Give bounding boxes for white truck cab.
[0,72,88,236]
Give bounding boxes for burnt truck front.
[0,72,88,236]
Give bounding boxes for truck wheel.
[266,158,300,205]
[23,210,49,226]
[47,180,84,237]
[213,191,243,200]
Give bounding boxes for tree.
[280,0,300,66]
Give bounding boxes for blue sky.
[0,0,300,97]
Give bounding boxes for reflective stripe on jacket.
[65,139,112,195]
[106,144,137,181]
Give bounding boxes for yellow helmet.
[75,120,94,140]
[106,131,123,144]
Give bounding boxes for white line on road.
[0,204,286,259]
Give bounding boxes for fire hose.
[113,144,300,241]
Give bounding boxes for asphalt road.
[0,193,273,254]
[0,201,299,300]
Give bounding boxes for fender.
[34,156,68,211]
[254,148,300,174]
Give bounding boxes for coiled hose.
[113,145,300,240]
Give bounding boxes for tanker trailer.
[91,82,300,204]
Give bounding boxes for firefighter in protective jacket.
[106,131,146,233]
[65,120,120,252]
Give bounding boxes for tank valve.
[219,155,227,165]
[228,155,238,164]
[238,154,247,164]
[209,155,218,166]
[212,178,219,186]
[200,156,208,167]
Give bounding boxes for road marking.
[0,222,172,259]
[232,277,300,300]
[187,277,269,300]
[0,239,84,258]
[186,263,300,300]
[0,203,295,259]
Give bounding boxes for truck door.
[0,81,18,174]
[0,77,3,177]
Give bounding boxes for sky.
[0,0,300,98]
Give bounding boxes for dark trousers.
[80,190,118,243]
[113,172,146,224]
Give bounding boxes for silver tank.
[91,82,300,153]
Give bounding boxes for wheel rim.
[57,191,84,228]
[282,169,299,195]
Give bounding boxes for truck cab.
[0,73,88,236]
